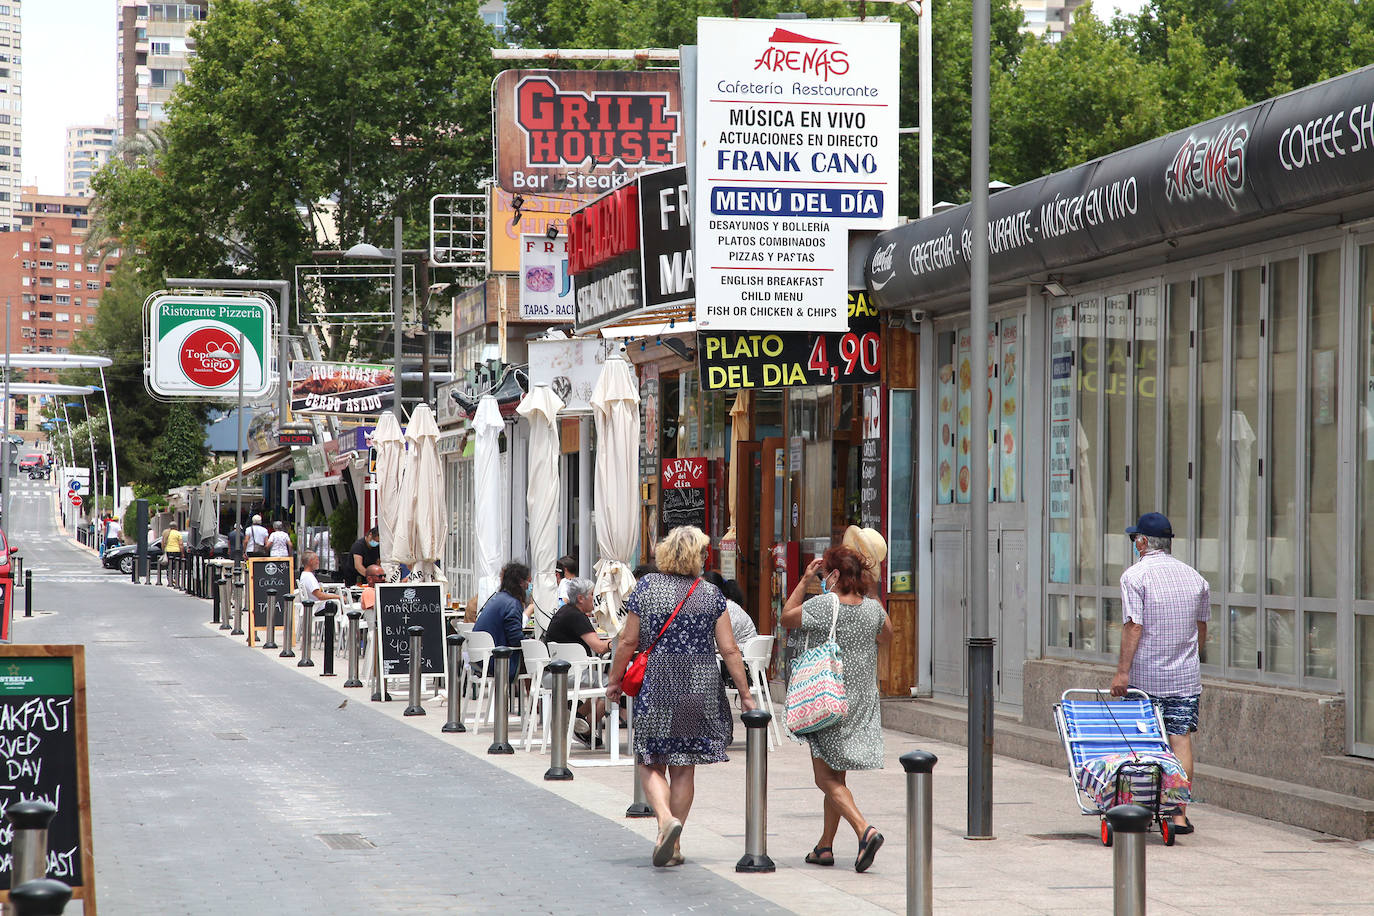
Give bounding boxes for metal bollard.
[404,625,426,716]
[262,588,279,649]
[487,646,515,754]
[220,571,234,630]
[736,709,775,873]
[156,555,163,586]
[230,572,245,635]
[9,878,72,916]
[626,767,654,817]
[544,659,572,780]
[1106,804,1150,916]
[7,800,56,887]
[278,594,296,658]
[901,750,938,916]
[24,569,31,617]
[298,600,315,667]
[211,569,222,624]
[442,634,466,732]
[316,603,337,676]
[344,611,363,686]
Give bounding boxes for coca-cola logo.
[180,327,240,388]
[1164,121,1249,209]
[752,28,849,82]
[869,241,897,289]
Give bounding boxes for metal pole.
[211,566,222,624]
[627,764,654,818]
[901,751,938,916]
[278,593,296,658]
[263,588,279,650]
[9,878,72,916]
[544,659,572,779]
[231,568,245,635]
[317,603,338,676]
[966,0,995,843]
[344,610,363,685]
[1105,805,1150,916]
[2,296,10,526]
[404,625,426,716]
[136,498,149,584]
[98,367,119,518]
[298,600,315,667]
[6,800,56,887]
[443,634,466,732]
[487,646,515,754]
[393,216,404,419]
[736,709,775,872]
[23,568,31,617]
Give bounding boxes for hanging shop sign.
[697,290,881,390]
[519,234,574,320]
[492,69,683,196]
[661,457,708,533]
[146,293,274,398]
[640,363,661,489]
[491,189,594,273]
[637,166,694,309]
[527,337,614,413]
[289,361,394,418]
[867,64,1374,308]
[694,17,900,332]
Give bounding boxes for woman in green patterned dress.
[781,544,893,873]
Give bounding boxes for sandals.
[653,818,683,867]
[805,845,835,866]
[855,826,884,873]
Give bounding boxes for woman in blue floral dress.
[607,525,755,867]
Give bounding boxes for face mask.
[1131,539,1140,562]
[368,539,379,548]
[820,576,829,594]
[526,582,533,597]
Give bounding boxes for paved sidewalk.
[217,621,1374,915]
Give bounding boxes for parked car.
[103,534,230,575]
[17,453,43,471]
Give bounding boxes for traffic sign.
[68,480,81,492]
[69,494,82,507]
[146,293,274,399]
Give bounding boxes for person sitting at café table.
[543,576,611,745]
[360,564,385,610]
[473,561,530,681]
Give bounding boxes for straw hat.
[843,525,887,569]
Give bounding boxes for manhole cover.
[213,732,247,741]
[317,833,374,850]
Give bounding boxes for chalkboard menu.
[376,583,447,680]
[661,457,708,535]
[860,438,883,530]
[0,645,95,911]
[247,557,295,647]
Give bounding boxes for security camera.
[909,309,927,324]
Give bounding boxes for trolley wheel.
[1160,818,1175,846]
[1101,819,1113,847]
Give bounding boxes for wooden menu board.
[246,557,295,647]
[0,645,96,912]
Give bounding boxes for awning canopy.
[203,448,294,494]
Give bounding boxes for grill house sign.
[867,64,1374,308]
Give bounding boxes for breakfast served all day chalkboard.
[375,582,447,681]
[0,645,96,912]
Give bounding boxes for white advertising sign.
[519,234,574,320]
[527,337,617,413]
[146,294,275,398]
[695,17,900,332]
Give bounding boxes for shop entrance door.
[753,437,785,634]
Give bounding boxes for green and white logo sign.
[147,294,275,398]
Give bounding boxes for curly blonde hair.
[654,526,710,576]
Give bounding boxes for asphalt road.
[5,478,785,915]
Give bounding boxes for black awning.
[867,64,1374,308]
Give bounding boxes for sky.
[22,0,116,195]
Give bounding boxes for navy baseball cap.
[1126,512,1173,538]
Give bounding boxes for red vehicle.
[0,527,13,641]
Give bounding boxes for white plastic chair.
[519,639,552,752]
[740,635,781,747]
[463,630,497,731]
[549,641,611,755]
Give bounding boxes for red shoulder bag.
[621,578,700,697]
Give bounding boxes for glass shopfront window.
[1269,259,1300,597]
[1164,281,1191,563]
[1196,274,1225,586]
[1049,307,1074,585]
[1076,298,1101,586]
[1307,250,1341,599]
[1231,267,1262,595]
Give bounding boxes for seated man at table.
[543,577,610,745]
[473,561,529,681]
[359,564,385,610]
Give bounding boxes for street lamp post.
[95,371,120,517]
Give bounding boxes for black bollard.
[24,569,31,617]
[1106,804,1151,916]
[404,626,426,716]
[6,800,56,888]
[544,659,572,780]
[736,709,775,873]
[901,750,938,916]
[219,568,234,630]
[262,588,279,650]
[487,646,515,754]
[211,568,222,624]
[344,610,363,687]
[316,603,337,676]
[297,600,315,667]
[278,594,296,658]
[230,569,245,635]
[443,634,466,732]
[9,878,72,916]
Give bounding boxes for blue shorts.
[1141,692,1200,736]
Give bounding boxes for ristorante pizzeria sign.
[867,64,1374,307]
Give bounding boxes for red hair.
[823,545,874,597]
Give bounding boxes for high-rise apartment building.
[65,123,116,197]
[115,1,207,140]
[0,2,21,232]
[0,188,119,426]
[1017,0,1088,40]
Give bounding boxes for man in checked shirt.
[1110,512,1211,836]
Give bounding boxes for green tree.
[150,403,209,492]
